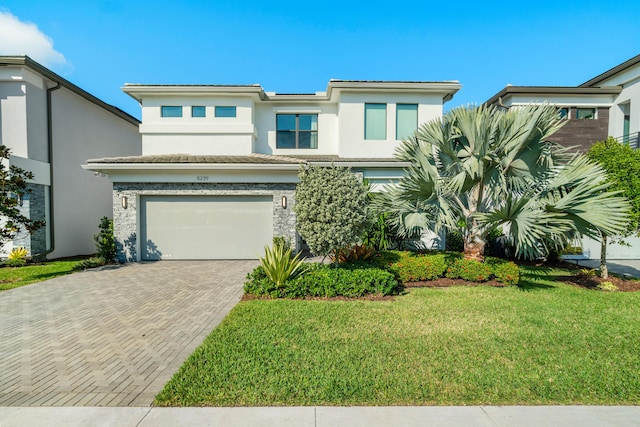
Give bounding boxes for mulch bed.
[404,278,506,288]
[562,263,640,292]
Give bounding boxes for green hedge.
[371,251,448,282]
[372,251,519,285]
[244,264,399,298]
[445,258,492,282]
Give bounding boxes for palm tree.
[378,105,630,261]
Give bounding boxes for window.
[558,108,569,119]
[191,106,206,118]
[215,106,236,117]
[161,106,182,117]
[365,103,387,140]
[575,108,596,120]
[276,114,318,149]
[396,104,418,139]
[621,103,631,142]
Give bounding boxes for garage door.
[140,195,273,260]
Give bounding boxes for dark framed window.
[215,106,237,117]
[161,106,182,117]
[558,107,569,119]
[576,108,596,120]
[276,114,318,149]
[191,106,206,118]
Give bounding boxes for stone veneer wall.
[112,182,298,262]
[13,183,47,257]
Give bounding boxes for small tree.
[0,145,45,249]
[587,137,640,278]
[94,217,116,261]
[294,165,368,259]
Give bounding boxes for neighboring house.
[486,53,640,259]
[486,53,640,152]
[85,80,461,261]
[0,56,141,259]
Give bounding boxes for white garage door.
[140,195,273,260]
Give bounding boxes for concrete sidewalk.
[1,406,639,426]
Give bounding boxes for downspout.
[41,81,61,257]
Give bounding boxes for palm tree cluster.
[377,105,629,261]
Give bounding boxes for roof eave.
[0,56,140,126]
[579,53,640,87]
[484,86,622,106]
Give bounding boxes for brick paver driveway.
[0,261,256,407]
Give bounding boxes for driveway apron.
[0,260,256,407]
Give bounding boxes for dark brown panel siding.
[547,107,609,153]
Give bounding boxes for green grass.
[155,265,640,406]
[0,259,83,291]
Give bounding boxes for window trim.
[276,113,318,149]
[215,106,237,118]
[160,106,183,118]
[364,103,387,140]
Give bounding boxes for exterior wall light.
[121,196,128,209]
[281,196,287,209]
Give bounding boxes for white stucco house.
[486,53,640,259]
[85,80,461,261]
[0,56,141,259]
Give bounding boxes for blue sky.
[2,1,639,120]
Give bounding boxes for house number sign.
[196,175,210,181]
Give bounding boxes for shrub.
[244,264,398,298]
[446,258,492,282]
[486,257,520,285]
[294,165,369,258]
[272,236,291,252]
[259,243,305,289]
[330,244,375,264]
[73,256,107,271]
[386,252,448,283]
[597,281,618,292]
[95,217,116,262]
[5,246,28,267]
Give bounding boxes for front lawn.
[155,265,640,406]
[0,259,83,291]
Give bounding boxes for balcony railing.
[615,132,640,149]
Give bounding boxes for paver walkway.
[0,260,256,407]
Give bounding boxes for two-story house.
[486,53,640,259]
[485,53,640,152]
[85,80,461,261]
[0,56,141,259]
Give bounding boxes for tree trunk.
[600,234,608,279]
[464,231,486,262]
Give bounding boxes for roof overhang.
[579,53,640,87]
[122,80,462,104]
[484,85,622,107]
[0,56,140,126]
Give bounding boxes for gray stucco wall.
[112,182,298,262]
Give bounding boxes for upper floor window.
[191,106,206,118]
[161,106,182,117]
[396,104,418,139]
[276,114,318,149]
[365,103,387,140]
[558,108,569,119]
[575,108,596,120]
[215,106,237,118]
